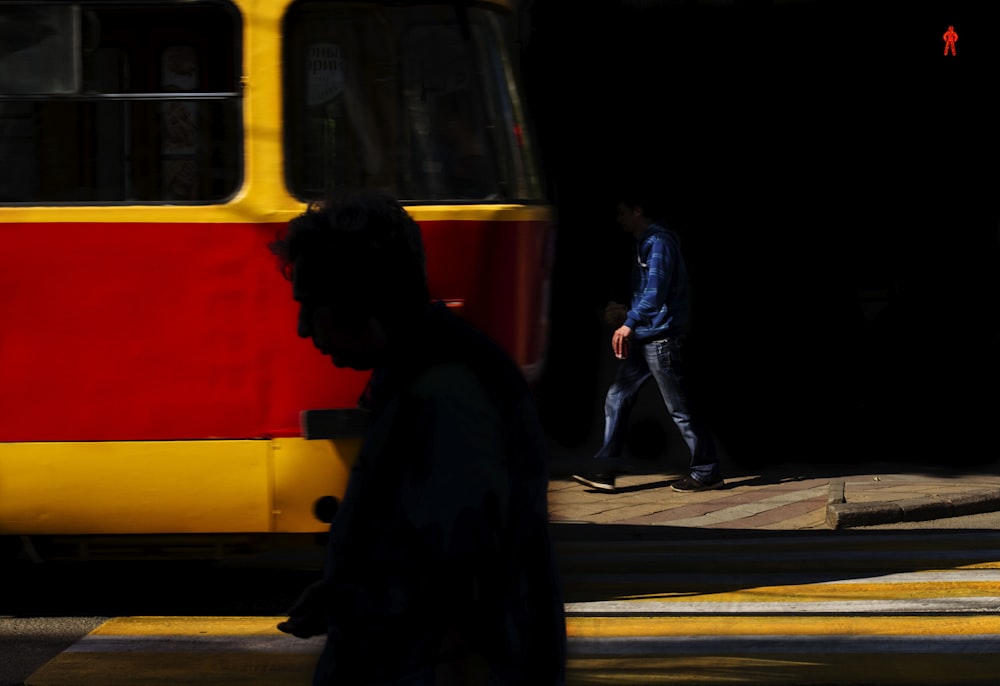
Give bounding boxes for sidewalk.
[546,442,1000,530]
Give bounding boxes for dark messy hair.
[269,191,430,315]
[614,177,668,223]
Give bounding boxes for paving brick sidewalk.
[547,448,1000,530]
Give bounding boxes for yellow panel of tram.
[0,438,356,535]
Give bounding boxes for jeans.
[594,336,719,481]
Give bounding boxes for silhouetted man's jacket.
[314,302,567,685]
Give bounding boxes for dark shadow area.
[0,557,322,617]
[524,0,767,454]
[551,522,1000,603]
[524,0,1000,469]
[7,523,1000,613]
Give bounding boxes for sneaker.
[670,475,725,493]
[571,471,617,492]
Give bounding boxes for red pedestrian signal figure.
[943,25,958,56]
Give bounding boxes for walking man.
[572,189,723,493]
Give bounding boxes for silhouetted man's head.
[270,192,430,369]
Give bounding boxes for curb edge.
[826,487,1000,529]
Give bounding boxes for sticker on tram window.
[307,42,344,106]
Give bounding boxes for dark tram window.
[283,0,542,203]
[0,1,242,204]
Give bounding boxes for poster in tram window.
[0,5,80,94]
[307,42,344,106]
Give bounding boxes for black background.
[522,0,1000,466]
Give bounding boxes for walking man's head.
[614,182,664,237]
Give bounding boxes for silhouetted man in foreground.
[269,192,566,685]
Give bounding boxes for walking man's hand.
[613,325,632,359]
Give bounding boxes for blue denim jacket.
[623,223,691,341]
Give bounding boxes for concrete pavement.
[547,444,1000,530]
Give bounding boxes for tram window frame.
[281,0,543,204]
[0,0,243,205]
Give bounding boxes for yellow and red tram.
[0,0,553,553]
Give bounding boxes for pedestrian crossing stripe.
[62,611,1000,643]
[564,654,1000,686]
[63,617,323,653]
[82,616,305,636]
[565,615,1000,637]
[568,598,1000,613]
[564,572,1000,593]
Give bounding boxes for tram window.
[0,1,241,204]
[283,1,543,203]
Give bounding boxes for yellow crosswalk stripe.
[91,616,292,636]
[567,614,1000,637]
